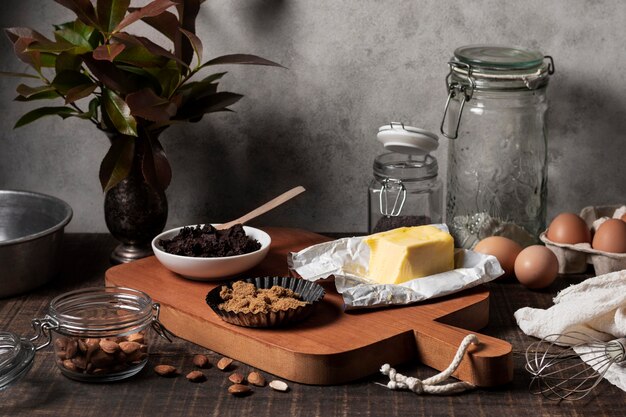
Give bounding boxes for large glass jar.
[0,287,172,389]
[440,45,554,249]
[368,123,443,233]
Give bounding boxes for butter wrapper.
[288,225,504,310]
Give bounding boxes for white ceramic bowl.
[151,225,271,280]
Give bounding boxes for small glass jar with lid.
[0,286,172,389]
[368,123,443,233]
[440,45,554,248]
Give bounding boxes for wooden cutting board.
[105,227,512,386]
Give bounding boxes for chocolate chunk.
[159,224,261,257]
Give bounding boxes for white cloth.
[514,270,626,391]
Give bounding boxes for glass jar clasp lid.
[151,302,174,342]
[440,55,555,139]
[379,178,406,217]
[30,316,59,351]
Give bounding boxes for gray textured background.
[1,0,625,234]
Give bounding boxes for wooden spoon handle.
[217,186,306,230]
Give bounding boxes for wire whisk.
[525,331,626,401]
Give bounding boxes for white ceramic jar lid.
[377,123,439,155]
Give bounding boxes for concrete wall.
[1,1,624,234]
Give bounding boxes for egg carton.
[540,205,626,275]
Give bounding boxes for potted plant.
[2,0,282,263]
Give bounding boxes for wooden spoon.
[215,186,306,230]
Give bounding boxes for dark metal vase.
[104,157,168,264]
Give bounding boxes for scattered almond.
[186,370,206,382]
[154,364,178,377]
[229,373,245,384]
[217,357,233,371]
[228,384,251,396]
[99,339,119,354]
[247,371,266,387]
[119,341,141,355]
[269,380,289,392]
[192,354,210,369]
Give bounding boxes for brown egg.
[621,213,626,223]
[474,236,522,277]
[546,213,591,244]
[592,219,626,253]
[514,245,558,289]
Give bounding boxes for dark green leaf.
[141,133,171,191]
[115,46,168,67]
[53,0,100,28]
[115,0,177,33]
[179,28,202,66]
[176,91,242,120]
[55,52,83,73]
[93,43,126,61]
[89,97,99,117]
[126,88,176,122]
[0,71,40,79]
[14,106,77,128]
[52,70,93,94]
[53,20,95,54]
[16,84,55,98]
[15,90,61,102]
[97,0,131,33]
[83,54,134,94]
[99,134,135,192]
[201,54,285,69]
[174,0,200,67]
[102,89,138,136]
[65,83,97,103]
[40,53,57,68]
[113,32,187,67]
[136,9,178,41]
[156,68,181,97]
[27,39,75,53]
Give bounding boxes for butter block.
[364,226,454,284]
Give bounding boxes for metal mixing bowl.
[0,190,73,298]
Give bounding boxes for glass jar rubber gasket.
[0,331,35,391]
[454,45,544,69]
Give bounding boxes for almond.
[99,339,119,354]
[217,357,233,371]
[192,354,210,368]
[154,364,178,377]
[228,373,245,384]
[126,333,145,344]
[269,380,289,392]
[119,341,141,355]
[228,384,251,396]
[247,371,266,387]
[186,371,206,382]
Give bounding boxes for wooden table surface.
[1,233,624,416]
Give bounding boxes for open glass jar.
[0,287,172,389]
[368,123,443,233]
[440,45,555,248]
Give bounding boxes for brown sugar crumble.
[218,281,308,314]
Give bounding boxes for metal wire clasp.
[379,178,407,217]
[440,61,475,140]
[151,303,175,342]
[30,316,59,351]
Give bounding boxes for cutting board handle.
[413,321,513,387]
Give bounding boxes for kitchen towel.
[514,269,626,391]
